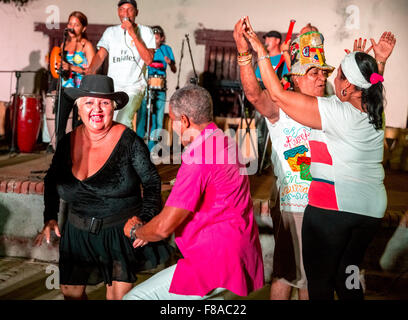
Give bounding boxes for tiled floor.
[0,256,407,300]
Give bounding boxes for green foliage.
[0,0,32,9]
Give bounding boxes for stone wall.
[0,192,63,262]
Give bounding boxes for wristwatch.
[130,224,143,242]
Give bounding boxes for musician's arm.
[128,29,154,65]
[169,60,177,73]
[281,41,291,70]
[58,43,69,72]
[283,52,291,70]
[85,47,108,75]
[164,56,177,73]
[66,42,95,75]
[84,41,96,70]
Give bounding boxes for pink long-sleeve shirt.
[166,122,264,297]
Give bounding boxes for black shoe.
[46,145,55,154]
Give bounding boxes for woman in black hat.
[35,75,171,300]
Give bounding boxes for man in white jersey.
[86,0,155,130]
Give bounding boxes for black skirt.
[59,220,172,286]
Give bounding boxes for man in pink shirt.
[123,85,264,299]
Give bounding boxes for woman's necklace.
[82,126,110,142]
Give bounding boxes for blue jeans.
[136,90,166,151]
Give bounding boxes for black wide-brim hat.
[64,75,129,110]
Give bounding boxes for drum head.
[148,75,166,90]
[20,94,41,98]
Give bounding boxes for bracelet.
[237,53,252,60]
[376,60,386,66]
[238,50,251,57]
[237,59,252,66]
[258,54,270,62]
[237,53,253,66]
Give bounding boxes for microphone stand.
[10,71,21,154]
[55,29,69,149]
[185,34,198,85]
[175,39,185,90]
[144,86,154,143]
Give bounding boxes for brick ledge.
[0,179,173,195]
[0,179,44,195]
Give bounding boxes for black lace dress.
[43,127,171,285]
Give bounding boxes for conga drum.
[12,94,42,153]
[148,75,166,90]
[44,93,57,149]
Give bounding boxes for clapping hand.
[370,31,396,63]
[233,17,250,53]
[345,37,373,54]
[344,32,396,63]
[240,16,266,55]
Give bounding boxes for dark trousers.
[56,90,81,144]
[302,205,382,300]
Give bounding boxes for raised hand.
[281,39,290,53]
[370,31,396,62]
[344,37,373,54]
[233,17,250,53]
[241,16,266,55]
